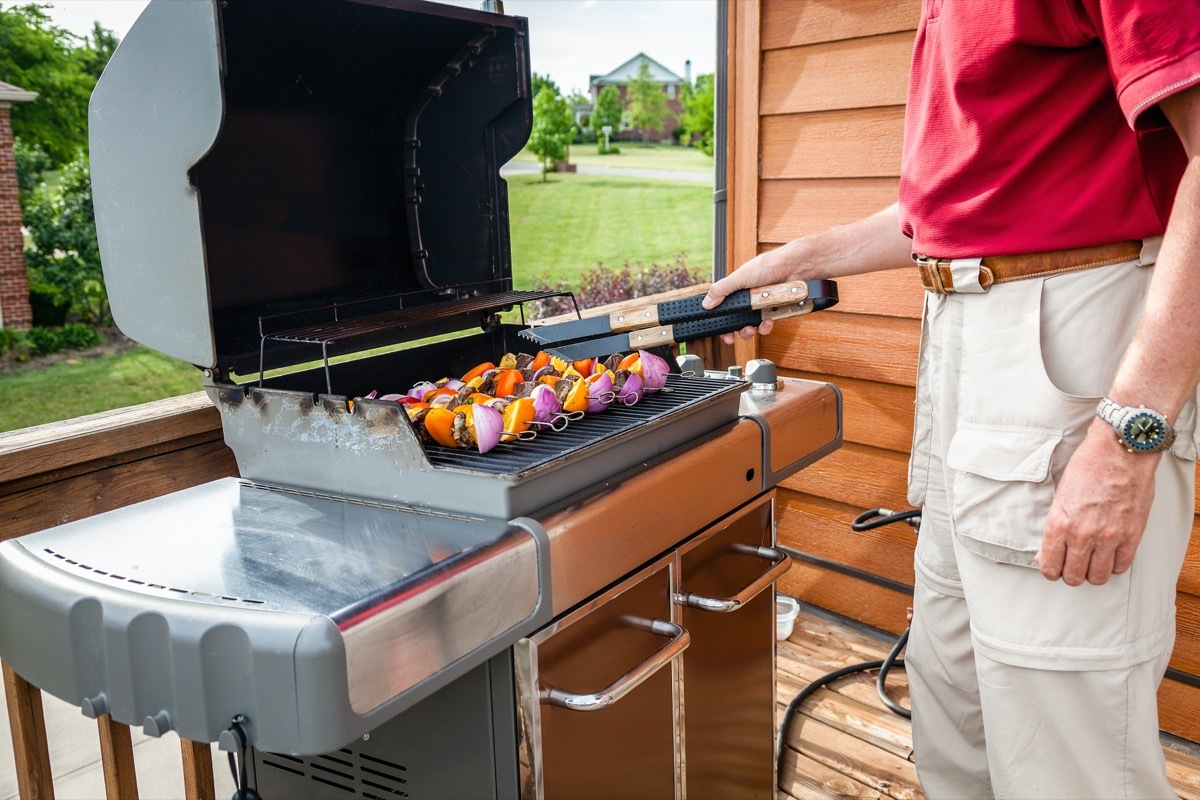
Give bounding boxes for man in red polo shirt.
[706,2,1200,796]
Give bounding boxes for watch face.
[1122,411,1166,451]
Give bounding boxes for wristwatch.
[1096,397,1177,453]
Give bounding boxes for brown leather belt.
[914,240,1142,294]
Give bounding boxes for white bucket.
[776,594,800,640]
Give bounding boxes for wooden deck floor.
[776,605,1200,800]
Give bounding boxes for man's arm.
[1037,83,1200,586]
[702,203,914,341]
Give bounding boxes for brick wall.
[0,104,32,330]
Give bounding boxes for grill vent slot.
[40,549,266,605]
[258,749,410,798]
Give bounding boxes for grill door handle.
[679,544,791,613]
[539,618,689,712]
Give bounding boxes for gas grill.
[0,1,843,797]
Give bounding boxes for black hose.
[851,507,921,531]
[876,628,911,719]
[777,507,917,781]
[776,638,910,774]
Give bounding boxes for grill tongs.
[520,279,839,361]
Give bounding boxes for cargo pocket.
[945,423,1064,568]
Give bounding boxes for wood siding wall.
[728,0,1200,743]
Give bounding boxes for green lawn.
[0,347,202,433]
[2,169,713,431]
[513,142,714,172]
[508,172,712,286]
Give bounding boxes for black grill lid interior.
[190,0,533,374]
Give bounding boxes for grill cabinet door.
[516,554,683,800]
[678,493,781,799]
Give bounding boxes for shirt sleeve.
[1080,0,1200,130]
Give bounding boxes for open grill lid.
[90,0,539,376]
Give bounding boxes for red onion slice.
[637,350,669,392]
[615,370,644,405]
[529,383,563,426]
[471,404,504,453]
[408,381,439,401]
[585,371,614,414]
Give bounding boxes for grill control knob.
[746,359,779,393]
[727,365,743,379]
[676,353,705,377]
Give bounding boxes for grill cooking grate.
[423,374,744,476]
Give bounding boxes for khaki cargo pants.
[904,240,1196,799]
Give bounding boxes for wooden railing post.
[97,713,138,800]
[3,662,54,800]
[181,740,216,800]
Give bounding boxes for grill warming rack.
[256,279,580,392]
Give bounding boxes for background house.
[0,80,36,330]
[588,52,688,142]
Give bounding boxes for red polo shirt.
[899,0,1200,258]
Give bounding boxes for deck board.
[776,604,1200,800]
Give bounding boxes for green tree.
[77,21,120,80]
[531,72,559,101]
[527,86,575,182]
[23,151,109,325]
[0,4,110,165]
[680,73,715,156]
[592,85,623,151]
[627,60,668,143]
[13,137,50,206]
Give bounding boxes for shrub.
[0,328,23,357]
[528,255,704,320]
[24,327,65,356]
[22,151,111,325]
[28,281,69,327]
[59,322,102,350]
[8,324,101,358]
[596,144,620,155]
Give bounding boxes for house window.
[667,84,676,99]
[621,110,632,130]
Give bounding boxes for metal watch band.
[1096,396,1177,453]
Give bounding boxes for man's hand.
[700,203,912,344]
[702,250,795,343]
[1036,419,1160,586]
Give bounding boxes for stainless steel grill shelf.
[424,374,741,476]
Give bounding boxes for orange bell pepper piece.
[423,407,461,448]
[562,379,589,414]
[424,386,459,402]
[461,361,495,383]
[501,398,536,442]
[494,369,523,399]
